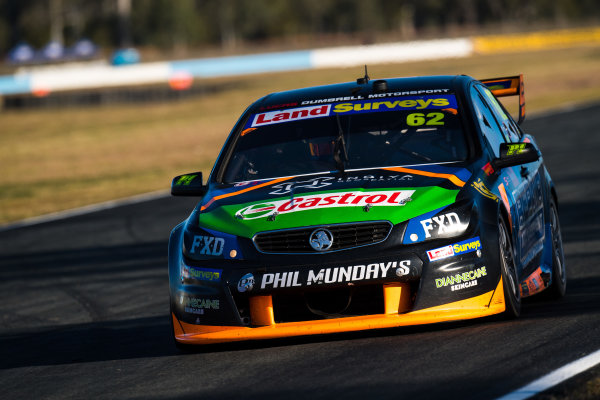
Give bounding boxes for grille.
[253,221,392,253]
[272,285,385,323]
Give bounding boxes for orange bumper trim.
[173,278,506,345]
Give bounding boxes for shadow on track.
[0,241,167,283]
[2,272,598,370]
[0,316,173,369]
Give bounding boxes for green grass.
[1,45,600,224]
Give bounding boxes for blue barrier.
[169,50,312,78]
[0,74,31,95]
[0,38,469,96]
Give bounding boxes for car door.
[472,84,545,274]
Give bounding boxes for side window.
[470,85,504,158]
[477,85,522,143]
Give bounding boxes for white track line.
[495,348,600,400]
[0,190,169,232]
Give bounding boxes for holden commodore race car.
[168,73,566,346]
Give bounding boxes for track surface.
[1,105,600,400]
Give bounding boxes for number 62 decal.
[407,112,444,126]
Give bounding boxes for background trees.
[0,0,598,57]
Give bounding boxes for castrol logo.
[235,190,414,220]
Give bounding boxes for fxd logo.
[190,235,225,256]
[420,212,462,238]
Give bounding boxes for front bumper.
[173,277,506,345]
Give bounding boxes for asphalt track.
[1,104,600,400]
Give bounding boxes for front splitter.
[173,278,506,345]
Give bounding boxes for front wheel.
[499,216,521,318]
[545,199,567,298]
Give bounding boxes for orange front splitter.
[173,278,506,345]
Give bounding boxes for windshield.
[222,94,468,183]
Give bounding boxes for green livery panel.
[197,186,459,238]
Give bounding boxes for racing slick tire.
[499,216,521,318]
[545,198,567,299]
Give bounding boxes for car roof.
[253,75,475,110]
[210,74,482,183]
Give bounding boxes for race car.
[168,73,566,346]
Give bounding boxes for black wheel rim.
[551,205,566,285]
[499,222,519,300]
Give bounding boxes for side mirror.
[491,142,539,171]
[171,172,207,196]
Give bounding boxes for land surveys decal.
[427,236,482,262]
[246,94,457,128]
[235,189,415,220]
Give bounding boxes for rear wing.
[480,74,525,124]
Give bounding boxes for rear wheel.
[546,199,567,298]
[499,216,521,318]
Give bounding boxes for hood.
[195,165,472,238]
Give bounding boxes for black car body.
[168,74,566,345]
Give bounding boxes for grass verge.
[1,44,600,224]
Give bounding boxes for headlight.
[402,201,473,244]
